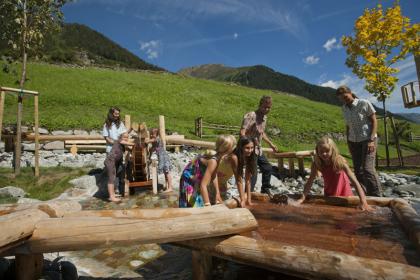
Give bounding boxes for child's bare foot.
[108,197,121,203]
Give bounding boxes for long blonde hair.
[215,135,236,156]
[314,136,347,172]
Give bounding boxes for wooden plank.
[278,158,284,172]
[298,157,305,174]
[129,180,153,187]
[65,140,106,144]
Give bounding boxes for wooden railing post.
[288,158,295,178]
[16,253,43,280]
[159,115,166,150]
[34,94,39,177]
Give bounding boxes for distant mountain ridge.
[179,64,340,106]
[0,23,164,71]
[179,63,420,123]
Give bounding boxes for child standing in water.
[179,135,236,208]
[149,128,173,192]
[104,133,134,202]
[297,136,372,211]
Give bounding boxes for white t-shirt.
[102,122,127,153]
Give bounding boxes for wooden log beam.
[390,198,420,254]
[63,203,229,219]
[34,94,39,177]
[177,235,420,280]
[159,115,167,150]
[22,208,257,254]
[0,209,49,250]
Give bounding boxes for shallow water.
[246,201,420,267]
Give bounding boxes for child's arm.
[244,168,253,206]
[229,155,246,207]
[212,174,222,204]
[343,164,373,211]
[200,158,218,206]
[297,163,317,204]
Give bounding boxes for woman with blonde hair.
[179,135,236,208]
[297,136,371,211]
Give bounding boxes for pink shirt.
[321,165,353,197]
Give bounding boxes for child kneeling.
[298,136,372,211]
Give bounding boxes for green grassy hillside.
[1,63,419,160]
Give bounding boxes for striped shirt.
[342,98,376,142]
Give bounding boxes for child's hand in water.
[358,202,374,212]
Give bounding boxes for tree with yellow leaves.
[342,1,419,166]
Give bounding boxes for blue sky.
[63,0,420,113]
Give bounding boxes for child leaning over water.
[179,135,236,208]
[297,136,372,211]
[149,128,173,192]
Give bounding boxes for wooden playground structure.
[1,193,420,279]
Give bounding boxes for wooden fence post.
[159,115,166,150]
[16,253,43,280]
[298,157,305,175]
[192,250,213,280]
[278,158,284,173]
[389,116,404,167]
[288,158,295,178]
[125,114,131,132]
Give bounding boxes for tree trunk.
[382,98,390,167]
[15,0,28,176]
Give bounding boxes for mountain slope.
[179,64,340,106]
[0,23,164,71]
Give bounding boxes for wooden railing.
[195,117,240,138]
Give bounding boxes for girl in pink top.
[298,136,371,211]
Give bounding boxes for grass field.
[1,62,419,162]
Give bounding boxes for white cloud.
[140,40,161,60]
[323,37,341,52]
[233,33,238,39]
[303,55,320,65]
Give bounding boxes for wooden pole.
[34,94,39,177]
[192,250,213,280]
[0,90,5,142]
[159,115,166,150]
[297,157,305,175]
[151,158,158,194]
[389,116,404,167]
[198,117,203,138]
[288,158,295,177]
[125,114,131,131]
[278,158,284,173]
[15,253,43,280]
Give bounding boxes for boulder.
[73,129,89,135]
[39,127,49,134]
[51,130,73,135]
[43,141,65,150]
[0,186,26,198]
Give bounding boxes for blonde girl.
[297,136,371,211]
[179,135,236,208]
